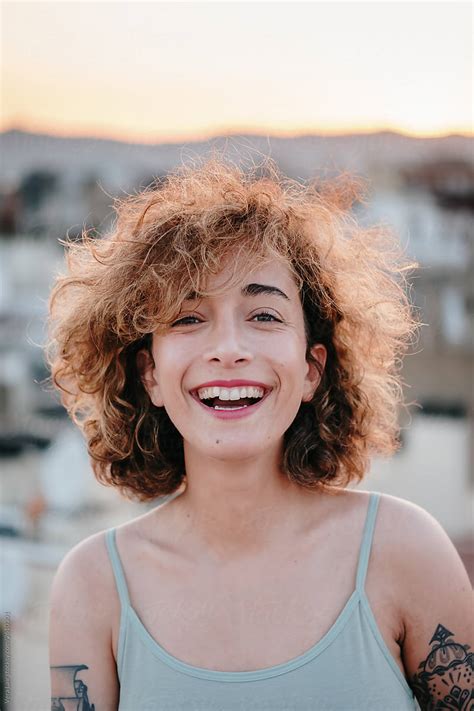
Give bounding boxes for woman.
[47,159,472,710]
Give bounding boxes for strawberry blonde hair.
[46,157,419,502]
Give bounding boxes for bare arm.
[392,500,473,710]
[49,533,120,711]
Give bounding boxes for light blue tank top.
[105,492,420,710]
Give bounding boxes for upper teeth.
[196,386,266,401]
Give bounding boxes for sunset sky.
[2,1,472,142]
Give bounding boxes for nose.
[202,317,253,366]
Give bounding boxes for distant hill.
[0,128,471,190]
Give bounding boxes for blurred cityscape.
[0,128,473,710]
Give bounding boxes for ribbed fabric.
[105,493,420,710]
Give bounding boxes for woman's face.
[138,257,327,463]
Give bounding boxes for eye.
[171,314,201,326]
[252,311,282,323]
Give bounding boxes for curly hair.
[45,157,419,502]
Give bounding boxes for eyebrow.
[183,283,290,302]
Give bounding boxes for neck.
[168,443,318,565]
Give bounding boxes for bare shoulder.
[359,490,471,611]
[54,528,116,588]
[370,491,469,581]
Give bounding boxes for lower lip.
[191,391,271,419]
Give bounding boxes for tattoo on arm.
[50,664,96,711]
[410,624,473,710]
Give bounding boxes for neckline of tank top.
[122,587,414,701]
[125,586,361,682]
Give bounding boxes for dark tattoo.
[50,664,96,711]
[410,624,473,710]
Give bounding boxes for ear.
[136,348,164,407]
[302,344,327,403]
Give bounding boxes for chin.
[186,436,280,462]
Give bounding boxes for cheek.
[152,343,193,403]
[153,340,186,374]
[274,343,308,382]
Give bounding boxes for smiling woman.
[45,158,472,711]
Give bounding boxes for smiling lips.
[190,379,272,417]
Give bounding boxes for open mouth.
[199,396,263,411]
[190,386,271,411]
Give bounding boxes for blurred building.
[368,159,473,478]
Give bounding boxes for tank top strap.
[105,528,131,609]
[355,492,381,594]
